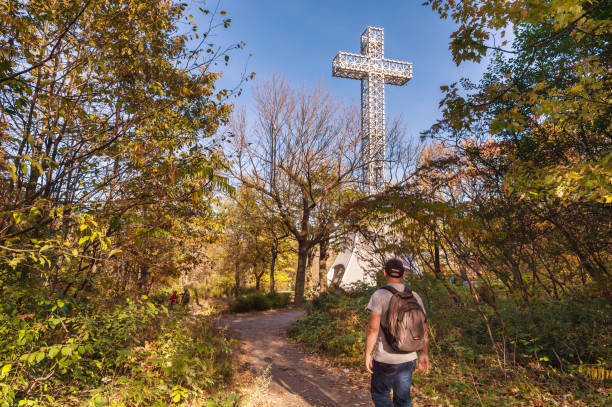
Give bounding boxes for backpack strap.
[381,285,399,295]
[382,285,413,295]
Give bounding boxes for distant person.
[365,258,429,407]
[181,287,190,306]
[169,290,178,307]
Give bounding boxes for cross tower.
[332,27,413,194]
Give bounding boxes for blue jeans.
[370,359,416,407]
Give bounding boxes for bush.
[228,292,291,313]
[403,275,612,368]
[0,289,234,406]
[289,276,611,406]
[148,286,175,305]
[288,289,369,367]
[229,293,271,313]
[266,292,291,308]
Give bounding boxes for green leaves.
[0,364,11,380]
[1,0,237,296]
[171,385,186,402]
[0,1,244,404]
[507,152,612,204]
[420,0,611,296]
[48,347,60,359]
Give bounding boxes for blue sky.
[202,0,488,139]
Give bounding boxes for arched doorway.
[331,264,346,286]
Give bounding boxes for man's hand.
[365,310,380,374]
[365,353,374,374]
[416,352,429,373]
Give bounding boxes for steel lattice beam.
[332,27,412,194]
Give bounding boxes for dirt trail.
[217,308,372,407]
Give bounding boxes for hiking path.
[216,308,372,407]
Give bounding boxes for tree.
[0,1,249,403]
[0,0,240,296]
[216,187,292,294]
[232,77,363,304]
[420,0,611,296]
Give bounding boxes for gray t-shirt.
[366,283,426,364]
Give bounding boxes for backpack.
[380,285,428,353]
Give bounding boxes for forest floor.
[216,308,372,407]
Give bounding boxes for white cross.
[332,26,412,194]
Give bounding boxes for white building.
[327,234,422,288]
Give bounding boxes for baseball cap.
[384,258,405,278]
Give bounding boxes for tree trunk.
[204,271,210,299]
[318,239,329,292]
[234,262,241,296]
[434,233,441,275]
[255,272,261,290]
[138,266,149,291]
[194,286,201,306]
[306,249,315,289]
[270,248,277,293]
[294,241,309,305]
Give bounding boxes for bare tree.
[232,77,363,304]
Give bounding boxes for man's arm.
[416,329,430,373]
[365,310,380,374]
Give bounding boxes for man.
[181,287,190,307]
[365,258,429,407]
[169,290,179,307]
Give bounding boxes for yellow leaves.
[21,154,44,176]
[0,0,234,299]
[6,161,17,184]
[506,152,612,204]
[108,249,122,258]
[191,190,202,204]
[12,211,23,225]
[0,364,11,380]
[578,364,612,381]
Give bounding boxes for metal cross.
[332,26,412,194]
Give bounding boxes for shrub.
[266,292,291,308]
[249,293,273,311]
[403,275,612,368]
[229,293,270,313]
[0,290,234,406]
[288,289,369,367]
[289,276,611,405]
[228,292,291,313]
[148,286,175,305]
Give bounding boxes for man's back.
[365,259,429,407]
[366,283,426,364]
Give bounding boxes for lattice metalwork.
[332,26,412,194]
